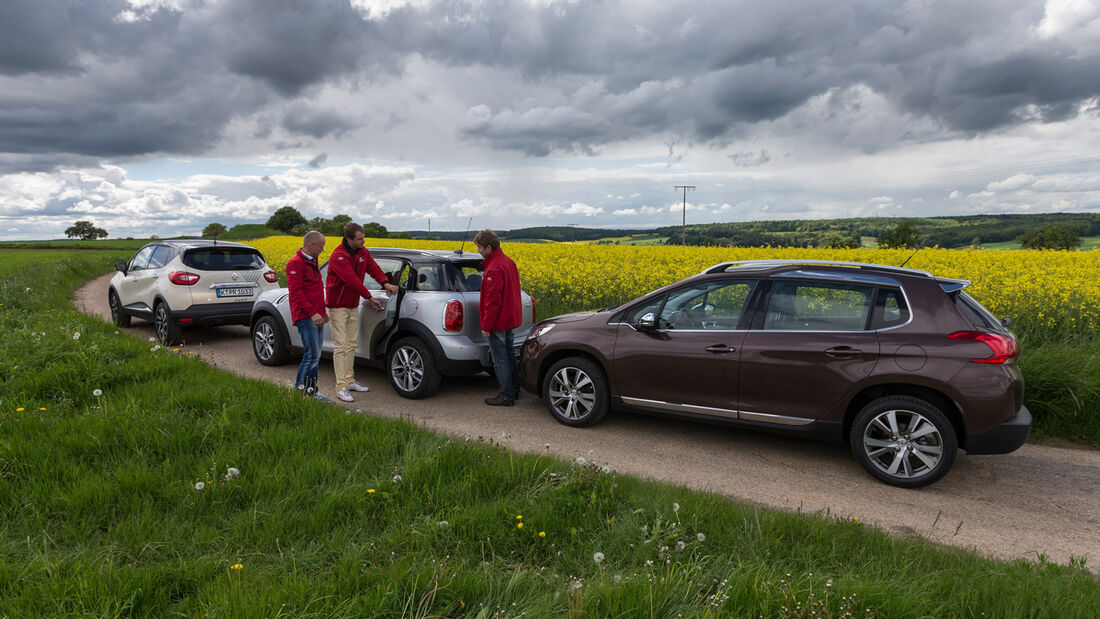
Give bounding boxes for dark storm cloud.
[0,0,1097,171]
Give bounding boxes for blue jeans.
[294,318,324,393]
[488,330,519,401]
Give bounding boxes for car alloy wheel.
[108,289,130,327]
[388,337,441,399]
[251,315,289,366]
[154,302,182,345]
[542,356,609,427]
[850,395,957,488]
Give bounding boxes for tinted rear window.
[953,291,1001,330]
[183,248,266,271]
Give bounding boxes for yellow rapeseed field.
[247,236,1100,338]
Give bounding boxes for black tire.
[154,301,183,345]
[541,356,609,427]
[108,289,131,327]
[387,337,441,399]
[251,315,290,366]
[849,395,958,488]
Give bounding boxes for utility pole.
[568,223,576,243]
[674,185,695,245]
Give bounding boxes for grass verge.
[0,249,1097,616]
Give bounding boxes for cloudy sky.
[2,0,1099,240]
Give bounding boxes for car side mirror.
[115,262,128,274]
[1001,317,1011,328]
[637,312,657,330]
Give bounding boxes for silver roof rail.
[702,259,935,278]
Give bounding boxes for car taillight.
[948,331,1019,364]
[531,297,536,322]
[168,271,200,285]
[263,270,278,283]
[444,299,463,332]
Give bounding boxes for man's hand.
[311,313,325,327]
[481,329,490,338]
[383,283,399,294]
[369,297,384,311]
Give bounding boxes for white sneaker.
[336,389,354,402]
[347,381,370,392]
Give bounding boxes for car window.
[366,258,405,290]
[953,291,1000,329]
[456,265,483,291]
[763,281,873,331]
[658,280,755,330]
[622,295,664,326]
[872,288,910,329]
[128,246,154,271]
[183,248,266,270]
[412,264,444,291]
[148,245,172,269]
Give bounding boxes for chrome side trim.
[621,396,739,420]
[738,410,815,426]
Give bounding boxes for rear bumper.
[173,302,254,327]
[965,405,1031,455]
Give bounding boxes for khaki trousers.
[329,306,360,392]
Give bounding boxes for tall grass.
[0,250,1097,616]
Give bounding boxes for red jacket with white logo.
[325,241,390,308]
[286,248,327,323]
[479,248,522,332]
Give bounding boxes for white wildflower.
[194,482,205,491]
[148,337,156,342]
[593,552,604,563]
[676,541,686,552]
[392,474,402,483]
[72,332,80,340]
[697,533,706,542]
[672,502,680,512]
[225,467,240,480]
[575,457,587,466]
[93,389,102,397]
[601,465,611,474]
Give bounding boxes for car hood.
[542,310,600,324]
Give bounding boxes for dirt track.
[76,273,1100,571]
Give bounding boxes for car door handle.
[825,346,862,358]
[705,344,737,354]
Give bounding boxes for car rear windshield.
[953,291,1002,330]
[183,248,266,271]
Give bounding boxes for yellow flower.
[367,488,375,494]
[539,531,546,538]
[516,522,523,529]
[15,407,23,412]
[515,514,522,520]
[231,563,243,570]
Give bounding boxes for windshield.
[183,248,266,271]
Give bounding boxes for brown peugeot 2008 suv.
[520,260,1030,488]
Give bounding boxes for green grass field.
[0,249,1098,616]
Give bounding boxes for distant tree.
[819,231,861,249]
[320,214,353,236]
[65,220,107,240]
[876,221,921,249]
[266,206,308,234]
[393,231,413,239]
[1017,224,1081,250]
[362,221,389,238]
[202,223,227,238]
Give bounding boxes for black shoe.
[485,395,514,407]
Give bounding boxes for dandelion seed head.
[697,533,706,542]
[194,482,205,491]
[673,502,680,512]
[72,332,80,340]
[93,389,102,397]
[575,456,587,466]
[593,552,604,563]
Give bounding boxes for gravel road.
[76,273,1100,570]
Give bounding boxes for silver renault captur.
[249,247,535,399]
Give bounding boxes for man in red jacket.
[287,230,330,401]
[326,222,399,402]
[475,229,522,406]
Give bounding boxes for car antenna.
[455,217,473,255]
[898,242,923,268]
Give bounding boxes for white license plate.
[216,287,253,298]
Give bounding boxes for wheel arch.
[844,384,967,450]
[535,348,610,398]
